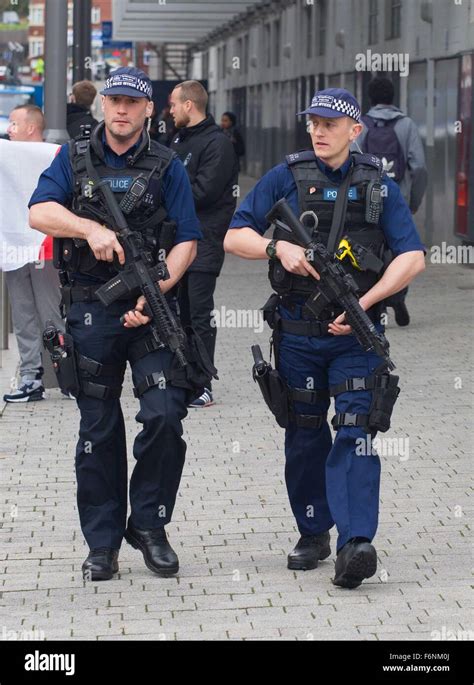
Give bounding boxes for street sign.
[101,20,132,50]
[102,21,112,41]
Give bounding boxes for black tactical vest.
[269,151,390,297]
[55,122,176,281]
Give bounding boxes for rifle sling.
[84,145,128,231]
[326,158,354,255]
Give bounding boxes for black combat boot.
[287,531,331,570]
[125,520,179,576]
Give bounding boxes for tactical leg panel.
[330,373,400,433]
[252,345,328,429]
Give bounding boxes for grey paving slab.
[0,176,472,640]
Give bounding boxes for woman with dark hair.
[220,111,245,169]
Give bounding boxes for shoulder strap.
[84,145,127,232]
[351,152,384,171]
[326,159,354,255]
[285,150,317,166]
[362,114,376,129]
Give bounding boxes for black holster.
[367,374,400,432]
[44,330,81,397]
[254,365,290,429]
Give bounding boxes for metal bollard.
[0,270,10,353]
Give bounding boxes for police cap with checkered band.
[100,67,153,100]
[297,88,361,122]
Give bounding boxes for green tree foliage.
[0,0,30,21]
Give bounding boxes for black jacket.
[67,103,99,140]
[170,115,238,274]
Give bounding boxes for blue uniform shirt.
[29,130,202,245]
[230,155,425,256]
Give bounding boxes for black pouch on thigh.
[167,326,218,400]
[331,373,400,434]
[367,374,400,433]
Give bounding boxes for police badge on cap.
[297,88,361,122]
[100,67,153,100]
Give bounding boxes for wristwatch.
[266,239,279,260]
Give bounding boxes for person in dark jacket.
[151,105,176,147]
[170,80,238,407]
[358,77,427,327]
[67,80,99,139]
[220,111,246,170]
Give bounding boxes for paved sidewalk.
[0,220,472,640]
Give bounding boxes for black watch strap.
[266,239,278,259]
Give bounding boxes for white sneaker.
[188,388,214,408]
[3,379,44,403]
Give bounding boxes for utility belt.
[60,283,134,317]
[59,280,177,318]
[252,293,399,434]
[262,292,383,338]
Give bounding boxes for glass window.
[29,39,44,58]
[274,19,281,67]
[222,43,227,78]
[369,0,379,45]
[91,7,101,25]
[318,0,327,56]
[243,34,249,74]
[264,23,271,68]
[236,37,243,72]
[29,5,44,26]
[202,51,209,80]
[305,4,312,60]
[386,0,401,39]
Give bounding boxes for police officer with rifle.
[225,89,425,589]
[29,68,208,581]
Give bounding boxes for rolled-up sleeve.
[381,177,426,256]
[229,164,289,235]
[28,144,73,207]
[162,158,202,244]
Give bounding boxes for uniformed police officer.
[224,89,425,589]
[29,68,202,581]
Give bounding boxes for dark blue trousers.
[278,327,382,552]
[67,299,188,550]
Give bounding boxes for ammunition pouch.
[76,355,124,400]
[330,373,400,433]
[129,327,218,399]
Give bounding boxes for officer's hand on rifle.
[275,241,320,279]
[86,223,126,265]
[328,311,353,336]
[123,296,151,328]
